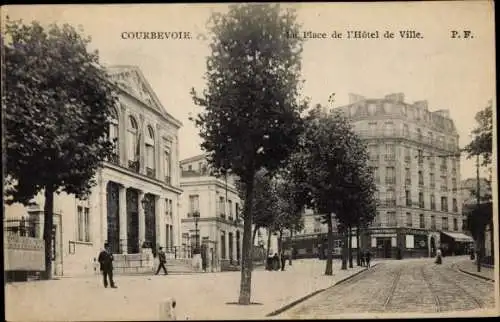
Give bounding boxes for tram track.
[420,266,442,313]
[382,266,402,310]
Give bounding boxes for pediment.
[108,66,161,111]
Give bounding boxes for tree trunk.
[325,213,333,275]
[356,226,361,266]
[238,172,255,305]
[278,229,283,256]
[41,186,54,280]
[266,227,272,258]
[289,230,293,265]
[348,225,353,268]
[477,231,483,272]
[341,229,348,270]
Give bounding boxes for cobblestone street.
[280,256,497,319]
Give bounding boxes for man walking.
[155,247,168,275]
[98,243,117,288]
[364,249,372,268]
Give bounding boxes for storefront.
[367,227,430,259]
[439,231,474,256]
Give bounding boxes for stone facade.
[335,93,464,258]
[180,154,277,271]
[4,65,183,276]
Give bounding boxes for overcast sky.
[4,2,495,181]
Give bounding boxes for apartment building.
[335,93,472,258]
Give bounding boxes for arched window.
[145,125,155,177]
[109,107,119,156]
[128,116,139,162]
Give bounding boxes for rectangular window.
[430,195,436,210]
[372,167,380,183]
[228,200,233,218]
[388,211,397,227]
[405,190,412,206]
[419,214,425,229]
[219,197,225,217]
[418,171,424,186]
[189,195,199,215]
[77,206,83,241]
[452,198,458,213]
[417,149,423,164]
[84,207,90,242]
[368,122,377,135]
[431,215,436,230]
[386,167,395,184]
[164,151,171,184]
[221,231,226,259]
[405,168,411,185]
[442,217,449,231]
[452,178,457,192]
[404,147,411,162]
[430,173,435,188]
[453,218,458,231]
[419,192,424,208]
[385,144,395,161]
[386,190,396,206]
[441,196,448,212]
[406,212,412,227]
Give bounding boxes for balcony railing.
[146,167,156,179]
[128,160,139,172]
[165,176,171,184]
[385,177,396,185]
[357,129,459,151]
[440,165,448,172]
[384,155,396,161]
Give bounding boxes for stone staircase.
[113,253,197,275]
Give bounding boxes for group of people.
[359,249,372,268]
[96,243,169,289]
[266,249,292,271]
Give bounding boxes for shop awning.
[441,231,474,243]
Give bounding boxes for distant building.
[179,154,277,271]
[333,93,472,258]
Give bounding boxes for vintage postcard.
[2,1,498,321]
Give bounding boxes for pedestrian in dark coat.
[155,247,168,275]
[280,252,286,271]
[364,249,372,268]
[98,243,117,288]
[272,253,280,270]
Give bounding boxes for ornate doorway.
[144,193,156,255]
[106,182,120,254]
[126,189,139,254]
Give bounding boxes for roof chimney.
[384,93,405,103]
[348,93,366,104]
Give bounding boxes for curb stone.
[265,263,379,317]
[454,264,495,282]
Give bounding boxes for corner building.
[180,154,278,271]
[335,93,472,258]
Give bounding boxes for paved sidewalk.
[454,258,496,281]
[5,259,370,321]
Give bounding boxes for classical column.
[119,185,128,254]
[156,195,165,249]
[120,106,127,165]
[100,178,108,247]
[138,190,146,248]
